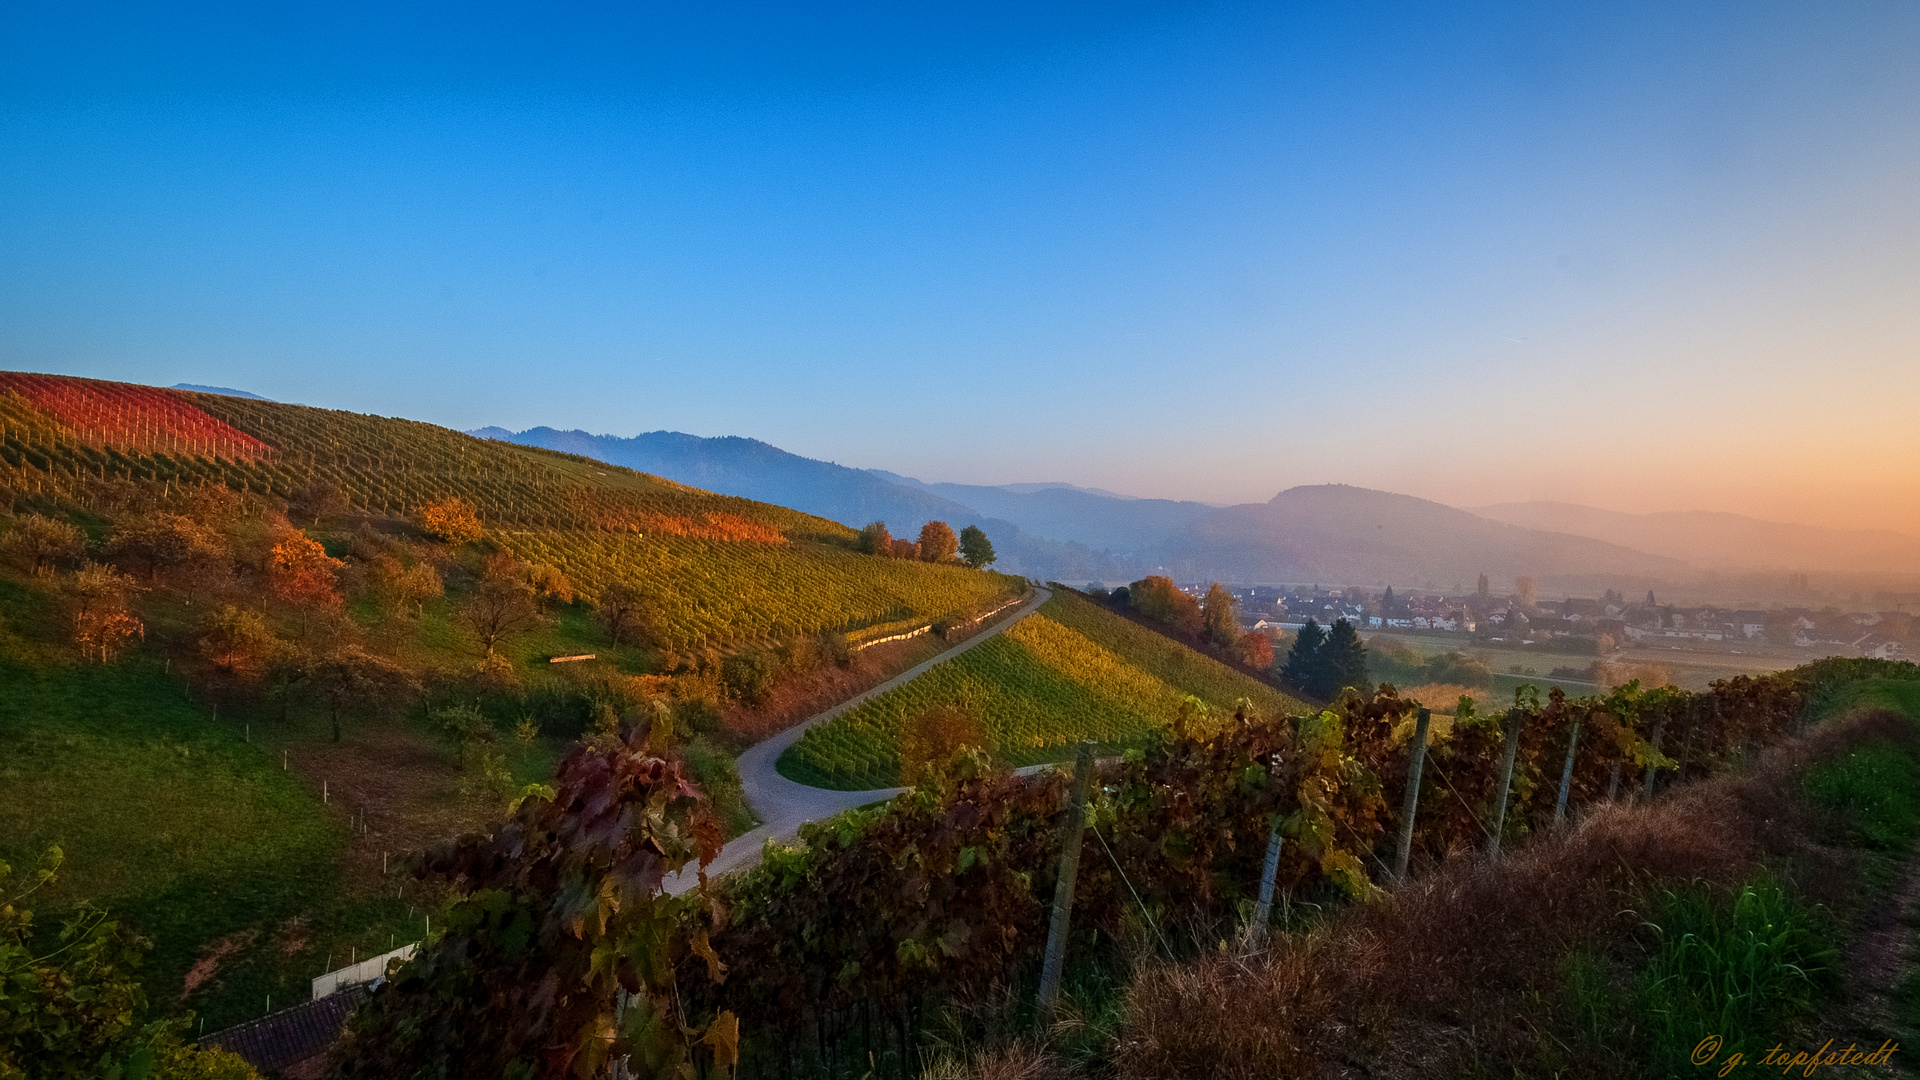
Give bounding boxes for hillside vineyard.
[782,590,1303,788]
[0,375,1019,653]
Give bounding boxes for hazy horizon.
[5,3,1917,532]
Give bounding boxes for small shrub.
[720,651,778,706]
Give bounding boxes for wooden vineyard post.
[1037,740,1096,1014]
[1554,720,1582,826]
[1487,708,1524,856]
[1391,708,1432,883]
[1677,700,1697,786]
[1641,718,1666,800]
[1252,822,1284,942]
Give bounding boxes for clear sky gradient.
[4,3,1917,531]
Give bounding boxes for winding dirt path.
[664,587,1052,895]
[1820,834,1920,1075]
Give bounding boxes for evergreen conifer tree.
[1280,618,1327,694]
[1319,617,1370,697]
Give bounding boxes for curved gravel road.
[665,586,1052,895]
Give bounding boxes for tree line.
[1093,575,1369,702]
[857,519,996,569]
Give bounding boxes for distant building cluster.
[1093,578,1915,661]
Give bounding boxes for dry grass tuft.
[1396,682,1488,715]
[923,1040,1075,1080]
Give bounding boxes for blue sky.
[4,2,1918,529]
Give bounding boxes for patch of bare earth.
[182,930,259,998]
[283,721,493,896]
[1819,837,1920,1076]
[276,915,311,959]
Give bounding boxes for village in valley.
[1142,577,1916,687]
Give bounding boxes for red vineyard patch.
[0,372,272,461]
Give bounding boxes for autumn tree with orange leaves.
[1238,630,1275,671]
[459,554,547,659]
[417,497,484,545]
[67,563,144,663]
[268,529,344,636]
[917,521,959,564]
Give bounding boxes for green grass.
[0,651,364,1029]
[0,656,334,914]
[1535,686,1920,1078]
[1797,699,1920,1048]
[1802,739,1920,857]
[778,592,1305,790]
[1633,880,1837,1075]
[0,643,582,1032]
[0,568,578,1032]
[1809,677,1920,727]
[1550,732,1920,1077]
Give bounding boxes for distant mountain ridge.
[172,383,271,400]
[471,427,976,528]
[472,427,1140,581]
[474,425,1709,590]
[870,471,1216,553]
[1177,485,1689,590]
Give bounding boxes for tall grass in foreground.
[1634,881,1835,1073]
[1628,736,1920,1071]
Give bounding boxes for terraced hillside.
[779,589,1307,789]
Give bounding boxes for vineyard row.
[687,656,1903,1074]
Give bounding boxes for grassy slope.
[0,376,1022,1029]
[778,590,1307,789]
[494,529,1016,656]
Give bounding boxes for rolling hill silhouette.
[476,427,1705,589]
